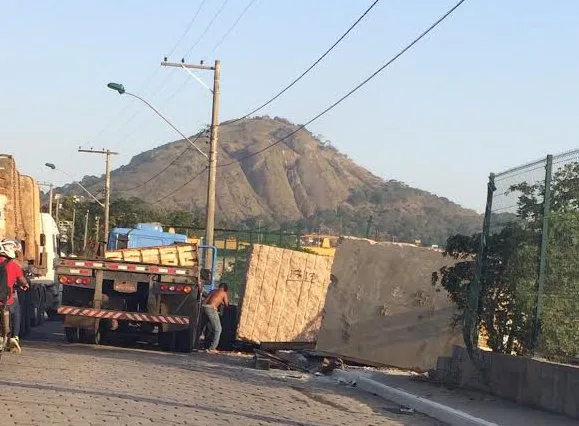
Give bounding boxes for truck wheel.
[79,328,101,345]
[20,291,31,337]
[158,332,176,352]
[176,325,195,353]
[36,288,46,326]
[65,327,79,343]
[30,287,42,327]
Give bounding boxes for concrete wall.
[432,345,579,419]
[316,237,461,371]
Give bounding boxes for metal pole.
[55,197,61,224]
[533,154,553,351]
[48,185,53,217]
[103,151,112,252]
[71,209,76,254]
[83,210,89,252]
[204,59,221,270]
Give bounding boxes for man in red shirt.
[0,239,29,352]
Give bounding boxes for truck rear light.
[160,284,193,294]
[59,276,91,286]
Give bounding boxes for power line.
[166,0,209,58]
[91,2,212,147]
[205,0,259,59]
[183,0,231,59]
[115,130,209,193]
[123,0,379,196]
[218,0,468,168]
[154,167,208,203]
[222,0,381,127]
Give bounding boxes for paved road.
[0,321,442,425]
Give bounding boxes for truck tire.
[176,326,194,353]
[65,327,79,343]
[158,332,176,352]
[19,290,31,338]
[35,287,46,326]
[79,328,101,345]
[30,286,43,327]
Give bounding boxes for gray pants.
[202,305,222,350]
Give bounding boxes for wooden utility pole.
[78,148,118,255]
[160,59,221,273]
[71,208,76,255]
[83,210,90,252]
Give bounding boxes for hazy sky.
[2,0,578,212]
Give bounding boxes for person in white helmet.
[0,239,29,352]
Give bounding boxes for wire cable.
[205,0,259,59]
[222,0,381,127]
[218,0,468,168]
[183,0,231,59]
[154,166,208,203]
[115,130,209,193]
[166,0,209,58]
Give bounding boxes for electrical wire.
[222,0,381,127]
[183,0,231,59]
[205,0,259,59]
[125,0,379,195]
[166,0,209,58]
[218,0,469,168]
[154,166,208,203]
[114,129,209,193]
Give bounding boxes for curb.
[332,370,498,426]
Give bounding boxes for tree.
[433,162,579,360]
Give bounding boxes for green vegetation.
[433,162,579,361]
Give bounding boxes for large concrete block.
[316,237,462,371]
[236,244,333,344]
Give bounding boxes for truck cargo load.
[0,154,60,334]
[105,243,197,267]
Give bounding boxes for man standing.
[0,239,29,353]
[202,283,228,353]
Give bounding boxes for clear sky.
[2,0,578,212]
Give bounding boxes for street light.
[106,82,208,159]
[44,163,104,208]
[106,81,219,275]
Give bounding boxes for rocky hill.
[64,116,482,244]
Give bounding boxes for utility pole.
[54,194,61,224]
[95,216,100,242]
[71,208,76,255]
[83,210,90,252]
[161,59,221,272]
[38,182,54,216]
[78,148,118,255]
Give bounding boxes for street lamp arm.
[124,92,209,160]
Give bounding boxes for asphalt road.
[0,321,443,425]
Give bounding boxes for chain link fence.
[467,149,579,362]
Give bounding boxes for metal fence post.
[464,173,496,359]
[533,154,553,352]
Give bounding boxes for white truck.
[0,154,60,336]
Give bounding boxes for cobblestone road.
[0,322,441,425]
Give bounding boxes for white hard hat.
[0,239,21,259]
